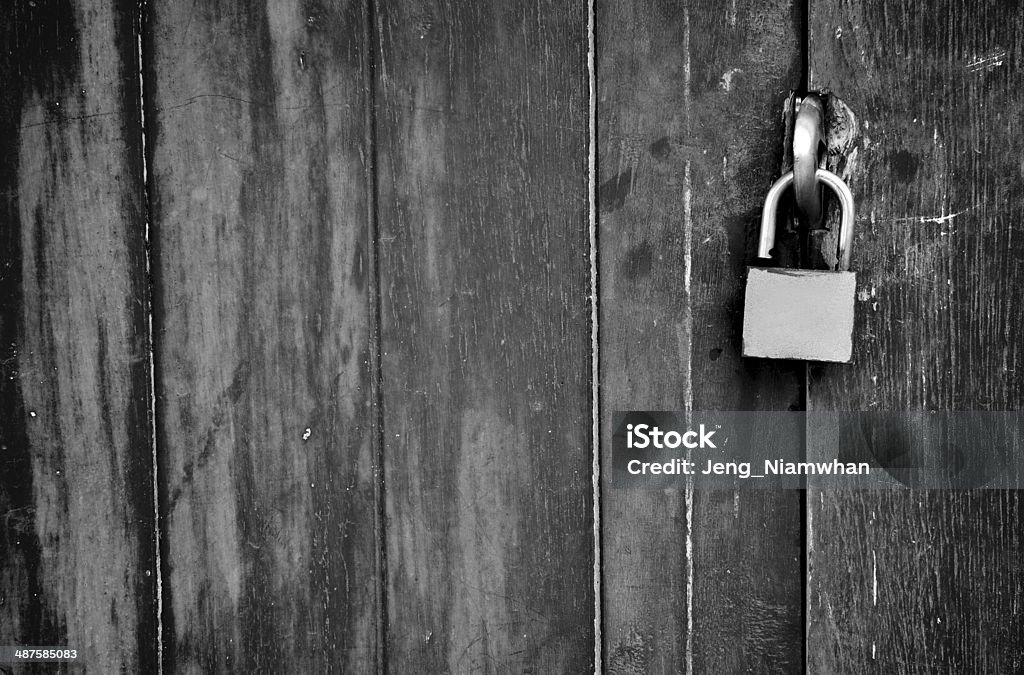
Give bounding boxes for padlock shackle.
[757,169,855,271]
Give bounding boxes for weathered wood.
[374,1,594,671]
[146,2,378,671]
[0,1,157,672]
[807,1,1024,671]
[597,1,805,672]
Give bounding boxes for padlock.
[742,168,856,363]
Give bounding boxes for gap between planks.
[362,0,388,672]
[587,0,602,672]
[136,1,163,673]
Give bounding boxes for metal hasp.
[793,94,825,226]
[743,169,857,363]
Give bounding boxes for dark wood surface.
[0,1,157,672]
[146,2,379,672]
[4,1,1024,672]
[374,1,594,671]
[807,1,1024,672]
[597,2,806,672]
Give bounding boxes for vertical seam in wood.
[801,2,812,671]
[683,158,694,675]
[799,0,810,94]
[681,9,694,675]
[588,0,601,670]
[804,476,812,675]
[136,1,162,672]
[363,1,388,672]
[803,363,811,675]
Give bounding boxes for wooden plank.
[807,1,1024,671]
[146,2,378,671]
[597,1,805,671]
[374,1,594,671]
[0,1,157,671]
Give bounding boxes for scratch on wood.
[872,549,877,606]
[965,49,1006,73]
[889,206,979,225]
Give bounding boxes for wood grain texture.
[597,1,805,672]
[146,2,378,671]
[0,1,157,672]
[807,1,1024,671]
[374,1,594,671]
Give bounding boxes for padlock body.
[742,267,856,363]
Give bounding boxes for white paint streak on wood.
[890,205,979,225]
[965,49,1006,73]
[872,549,878,606]
[587,0,601,669]
[683,8,693,674]
[137,2,163,671]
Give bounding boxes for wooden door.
[805,2,1024,671]
[1,1,1021,673]
[597,1,805,672]
[0,3,157,672]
